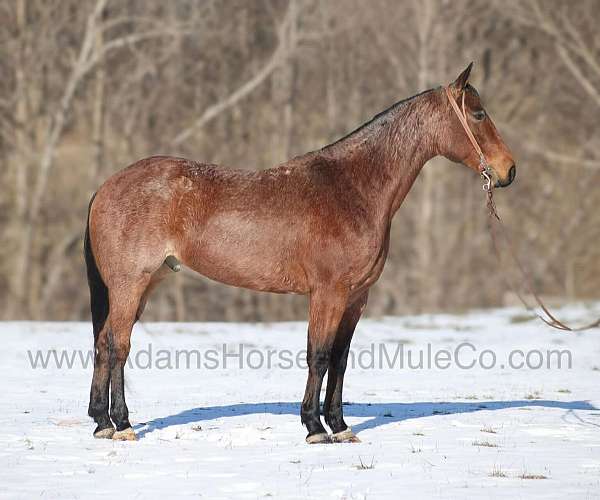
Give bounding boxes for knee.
[309,348,331,375]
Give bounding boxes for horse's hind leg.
[89,322,113,438]
[108,275,150,441]
[324,292,368,443]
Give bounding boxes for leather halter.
[444,85,493,191]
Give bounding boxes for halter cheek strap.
[444,85,492,191]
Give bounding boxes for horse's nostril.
[508,165,516,183]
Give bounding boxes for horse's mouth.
[494,165,516,188]
[485,164,515,189]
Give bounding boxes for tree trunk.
[5,0,30,319]
[414,0,435,312]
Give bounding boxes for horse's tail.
[84,193,109,342]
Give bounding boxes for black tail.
[84,193,109,342]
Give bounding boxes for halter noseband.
[444,85,492,191]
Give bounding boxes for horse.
[84,63,515,443]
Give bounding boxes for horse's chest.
[348,229,391,291]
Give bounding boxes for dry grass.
[524,391,542,400]
[510,314,535,324]
[473,440,498,448]
[354,456,376,470]
[489,465,507,478]
[519,473,547,480]
[480,426,497,434]
[410,443,423,453]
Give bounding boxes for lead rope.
[485,188,600,331]
[445,85,600,332]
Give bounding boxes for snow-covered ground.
[1,306,600,499]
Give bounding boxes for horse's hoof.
[93,427,115,439]
[112,427,137,441]
[306,432,331,444]
[331,428,361,443]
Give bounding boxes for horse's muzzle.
[495,164,516,188]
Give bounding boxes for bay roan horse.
[85,63,515,443]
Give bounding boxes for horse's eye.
[473,110,486,121]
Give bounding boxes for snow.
[1,306,599,499]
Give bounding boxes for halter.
[444,85,492,191]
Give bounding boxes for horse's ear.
[451,62,473,91]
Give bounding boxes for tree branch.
[171,6,295,147]
[555,43,600,109]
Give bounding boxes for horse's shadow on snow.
[134,399,597,439]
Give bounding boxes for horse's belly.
[185,251,307,293]
[179,219,308,294]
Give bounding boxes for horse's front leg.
[323,291,368,443]
[301,286,348,444]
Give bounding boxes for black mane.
[322,86,439,150]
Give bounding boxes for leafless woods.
[1,0,599,321]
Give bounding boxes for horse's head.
[440,63,516,188]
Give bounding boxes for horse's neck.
[386,132,437,215]
[337,96,440,218]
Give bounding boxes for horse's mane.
[321,86,439,152]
